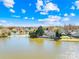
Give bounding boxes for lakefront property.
[0,0,79,59]
[0,24,79,40]
[0,25,79,59]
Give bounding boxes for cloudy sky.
[0,0,79,26]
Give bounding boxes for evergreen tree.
[35,26,44,36]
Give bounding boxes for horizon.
[1,24,79,27]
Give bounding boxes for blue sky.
[0,0,79,26]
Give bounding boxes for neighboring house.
[44,30,56,38]
[71,29,79,38]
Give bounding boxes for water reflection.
[54,41,62,47]
[0,35,79,59]
[30,38,45,45]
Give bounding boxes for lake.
[0,35,79,59]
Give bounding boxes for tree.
[29,26,44,38]
[54,29,61,41]
[35,26,44,37]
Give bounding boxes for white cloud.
[3,0,15,8]
[31,17,34,20]
[64,13,68,17]
[36,0,43,11]
[70,6,75,10]
[70,13,75,16]
[64,13,75,17]
[63,17,70,21]
[48,15,61,22]
[40,11,48,15]
[36,0,60,13]
[24,17,28,19]
[75,0,79,9]
[0,20,7,23]
[44,2,60,12]
[22,9,26,14]
[71,1,79,10]
[12,15,20,18]
[10,9,15,13]
[24,17,34,20]
[39,15,61,22]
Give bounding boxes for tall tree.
[35,26,44,36]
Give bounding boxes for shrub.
[49,35,55,39]
[29,32,37,38]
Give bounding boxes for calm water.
[0,35,79,59]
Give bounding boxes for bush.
[29,32,37,38]
[49,35,55,39]
[1,33,8,37]
[8,32,11,36]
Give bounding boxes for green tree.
[35,26,44,37]
[29,26,44,38]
